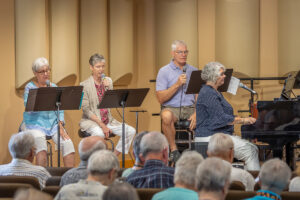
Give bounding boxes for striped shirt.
[126,159,174,188]
[195,85,235,137]
[0,158,51,188]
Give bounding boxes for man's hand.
[177,74,187,86]
[188,112,196,130]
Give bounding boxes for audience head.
[259,158,291,194]
[174,151,203,189]
[196,157,231,200]
[140,131,169,164]
[132,131,149,164]
[207,133,234,163]
[201,62,225,84]
[78,136,107,161]
[89,53,105,66]
[88,150,120,184]
[9,131,36,161]
[102,182,140,200]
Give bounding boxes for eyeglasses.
[175,50,189,55]
[36,69,51,74]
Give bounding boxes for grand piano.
[241,100,300,169]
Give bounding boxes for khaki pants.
[162,106,194,120]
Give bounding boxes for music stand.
[186,69,233,94]
[25,86,83,167]
[98,88,149,168]
[281,71,300,100]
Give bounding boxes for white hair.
[140,131,169,157]
[196,157,231,192]
[174,151,204,186]
[32,57,50,73]
[88,150,120,175]
[201,62,225,83]
[9,131,36,159]
[171,40,187,51]
[78,140,106,161]
[207,133,234,156]
[89,53,105,66]
[259,158,291,193]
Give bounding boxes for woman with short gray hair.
[21,57,75,167]
[194,62,260,171]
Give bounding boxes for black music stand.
[25,86,83,167]
[281,70,300,100]
[98,88,149,168]
[186,69,233,94]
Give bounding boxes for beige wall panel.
[155,0,198,71]
[198,0,216,68]
[50,0,78,85]
[215,0,259,77]
[15,0,47,88]
[278,0,300,75]
[260,0,278,78]
[80,0,108,81]
[109,0,134,85]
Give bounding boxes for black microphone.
[239,82,256,94]
[183,65,187,73]
[46,80,50,87]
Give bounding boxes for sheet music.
[227,76,240,95]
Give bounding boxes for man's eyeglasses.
[175,50,189,55]
[37,69,51,74]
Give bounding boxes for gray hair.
[196,157,231,192]
[88,150,120,175]
[32,57,50,73]
[201,62,225,83]
[89,53,105,66]
[78,140,106,161]
[133,131,149,163]
[259,158,291,192]
[171,40,187,51]
[9,131,36,159]
[174,151,204,187]
[102,182,139,200]
[140,131,169,157]
[207,133,234,156]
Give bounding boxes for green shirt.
[152,187,198,200]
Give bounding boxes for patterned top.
[0,158,51,189]
[95,83,109,125]
[60,161,88,187]
[55,179,107,200]
[23,81,64,136]
[156,60,198,107]
[245,190,281,200]
[195,85,235,137]
[126,159,174,188]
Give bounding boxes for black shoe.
[169,150,181,163]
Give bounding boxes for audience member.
[126,131,174,188]
[55,150,119,200]
[102,182,139,200]
[0,131,51,189]
[122,131,149,178]
[60,136,107,186]
[246,158,291,200]
[207,133,255,191]
[14,188,53,200]
[152,151,203,200]
[196,157,232,200]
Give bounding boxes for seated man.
[152,151,203,200]
[207,133,255,191]
[60,136,107,186]
[126,131,174,188]
[0,130,51,188]
[196,157,232,200]
[246,158,291,200]
[55,150,119,200]
[156,40,198,163]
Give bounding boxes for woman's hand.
[188,112,196,130]
[59,122,70,140]
[100,124,112,138]
[102,78,110,89]
[243,117,256,125]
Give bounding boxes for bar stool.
[174,120,194,150]
[78,129,115,151]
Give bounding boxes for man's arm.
[156,74,186,104]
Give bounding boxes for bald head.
[79,136,107,161]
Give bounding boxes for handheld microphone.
[239,82,256,94]
[183,65,187,73]
[45,80,50,87]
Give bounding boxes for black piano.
[241,100,300,169]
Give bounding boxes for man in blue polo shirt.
[156,40,198,163]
